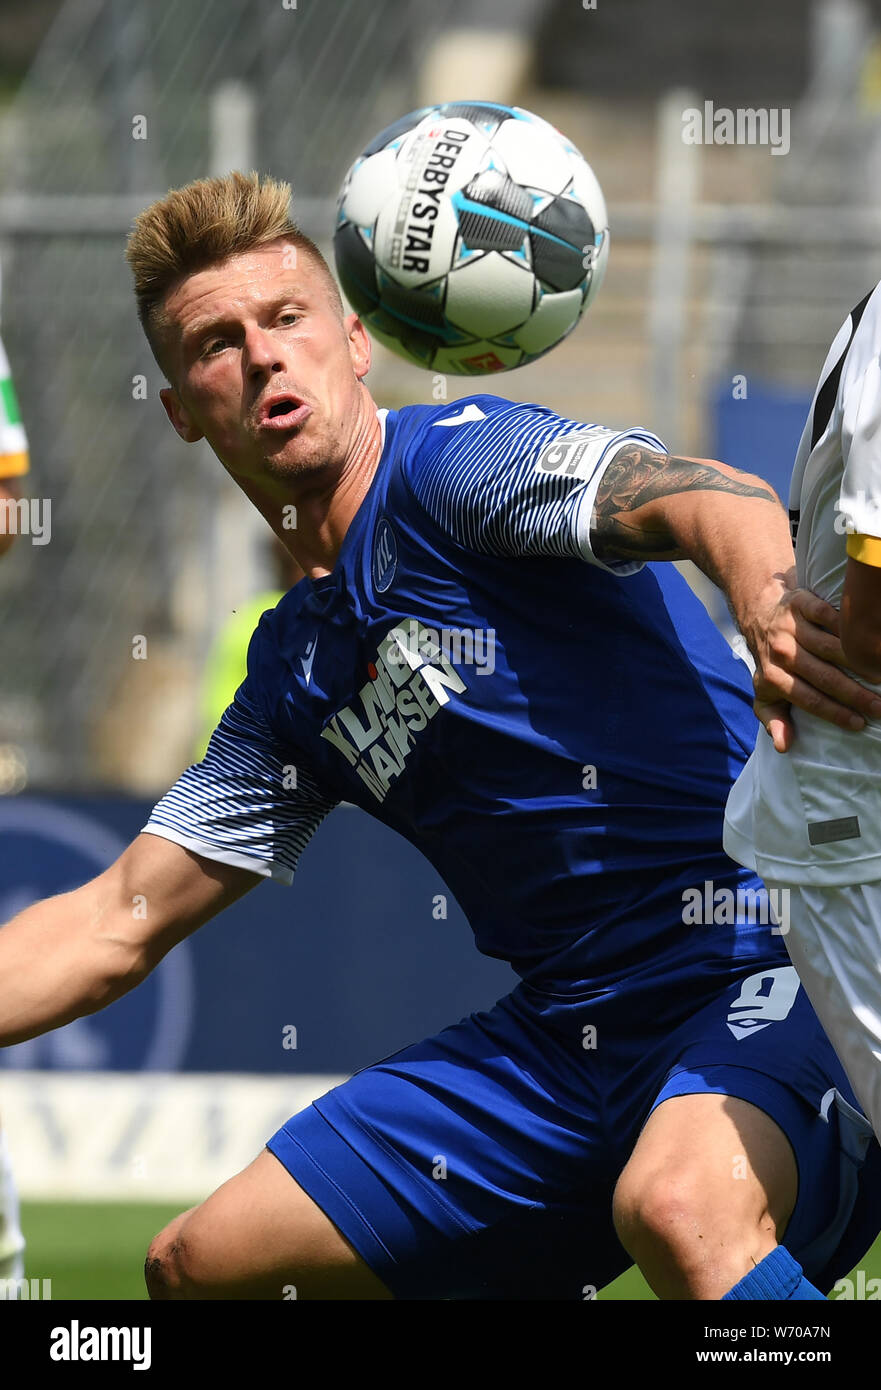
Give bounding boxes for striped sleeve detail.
[142,687,339,885]
[406,400,664,574]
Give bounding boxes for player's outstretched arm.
[590,444,881,749]
[0,832,258,1047]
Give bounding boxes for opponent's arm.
[590,444,881,748]
[0,831,258,1047]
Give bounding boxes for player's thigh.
[776,879,881,1140]
[146,1148,392,1300]
[612,1091,798,1297]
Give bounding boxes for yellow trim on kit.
[847,532,881,568]
[0,451,29,479]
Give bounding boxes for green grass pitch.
[16,1201,881,1299]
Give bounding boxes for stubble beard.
[252,414,343,488]
[245,386,378,492]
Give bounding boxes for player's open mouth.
[257,396,312,431]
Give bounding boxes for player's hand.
[744,573,881,752]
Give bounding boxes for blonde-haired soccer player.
[4,173,881,1302]
[0,323,28,1283]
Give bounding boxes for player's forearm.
[0,889,149,1046]
[0,837,258,1047]
[591,446,793,634]
[653,471,794,648]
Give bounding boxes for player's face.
[158,240,371,485]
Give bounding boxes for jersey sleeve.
[0,335,29,480]
[839,291,881,547]
[403,398,666,574]
[142,680,339,885]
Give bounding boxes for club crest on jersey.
[372,517,397,593]
[320,621,467,803]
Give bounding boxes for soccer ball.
[332,101,609,374]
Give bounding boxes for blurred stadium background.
[2,0,881,1299]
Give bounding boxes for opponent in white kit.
[725,282,881,1140]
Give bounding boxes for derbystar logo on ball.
[390,126,469,275]
[333,100,609,374]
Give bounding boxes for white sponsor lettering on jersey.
[320,620,467,803]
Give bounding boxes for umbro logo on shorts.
[726,966,800,1040]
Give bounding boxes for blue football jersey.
[145,395,769,984]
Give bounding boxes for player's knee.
[615,1163,731,1262]
[145,1227,200,1301]
[613,1162,776,1297]
[613,1164,698,1262]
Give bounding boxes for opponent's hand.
[742,574,881,753]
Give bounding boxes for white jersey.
[724,281,881,885]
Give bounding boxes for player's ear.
[346,313,371,381]
[159,386,204,444]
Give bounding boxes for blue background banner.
[713,381,813,500]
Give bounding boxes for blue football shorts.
[267,958,881,1299]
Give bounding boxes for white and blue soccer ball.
[333,101,609,374]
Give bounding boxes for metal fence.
[3,0,881,792]
[0,0,460,791]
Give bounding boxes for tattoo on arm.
[590,446,775,561]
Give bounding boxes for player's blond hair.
[125,170,343,372]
